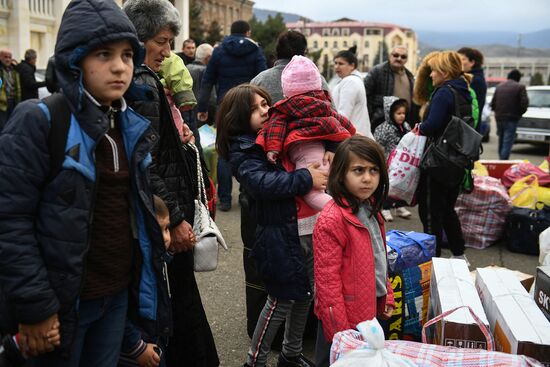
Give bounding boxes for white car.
[516,86,550,144]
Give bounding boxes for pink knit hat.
[281,55,322,98]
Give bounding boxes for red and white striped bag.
[331,306,544,367]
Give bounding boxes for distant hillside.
[419,42,550,58]
[253,8,311,23]
[417,29,550,49]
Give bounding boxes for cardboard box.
[535,266,550,322]
[427,258,491,350]
[478,159,524,179]
[470,266,535,292]
[476,267,550,365]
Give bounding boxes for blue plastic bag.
[386,231,436,273]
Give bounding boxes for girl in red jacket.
[312,135,395,367]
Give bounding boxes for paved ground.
[195,118,547,366]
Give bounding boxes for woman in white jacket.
[331,49,373,138]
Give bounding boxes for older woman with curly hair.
[123,1,219,366]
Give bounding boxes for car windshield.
[527,90,550,108]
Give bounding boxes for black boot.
[277,352,315,367]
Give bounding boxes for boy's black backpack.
[41,93,71,182]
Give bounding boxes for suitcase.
[506,203,550,255]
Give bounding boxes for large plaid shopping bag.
[455,176,512,249]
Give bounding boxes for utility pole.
[517,33,522,58]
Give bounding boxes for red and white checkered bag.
[455,176,512,249]
[331,306,544,367]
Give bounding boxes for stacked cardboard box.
[427,258,491,349]
[476,267,550,366]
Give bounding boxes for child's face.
[157,214,171,250]
[250,93,269,132]
[393,106,406,125]
[80,40,134,106]
[344,152,380,202]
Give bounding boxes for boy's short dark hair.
[230,20,250,35]
[276,31,307,60]
[328,136,389,215]
[153,195,169,219]
[390,99,409,121]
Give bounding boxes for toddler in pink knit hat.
[256,55,356,219]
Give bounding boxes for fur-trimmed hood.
[413,51,438,108]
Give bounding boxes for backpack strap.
[42,93,71,182]
[446,84,474,127]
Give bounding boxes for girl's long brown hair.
[215,84,272,161]
[328,136,389,215]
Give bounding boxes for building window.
[332,28,340,36]
[333,41,338,48]
[353,40,358,46]
[324,41,328,48]
[322,28,330,36]
[342,28,350,36]
[365,29,381,35]
[364,41,369,48]
[343,41,348,48]
[305,29,311,36]
[313,41,318,49]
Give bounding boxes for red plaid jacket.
[256,90,356,154]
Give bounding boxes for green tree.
[189,0,206,44]
[373,41,389,66]
[205,20,223,45]
[547,73,550,85]
[309,48,323,65]
[531,72,544,86]
[250,14,287,62]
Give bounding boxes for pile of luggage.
[456,159,550,256]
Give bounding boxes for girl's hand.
[323,151,335,166]
[380,304,395,320]
[136,343,161,367]
[307,162,328,191]
[412,124,421,135]
[267,151,279,164]
[181,123,194,144]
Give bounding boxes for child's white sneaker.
[396,207,412,218]
[382,209,393,222]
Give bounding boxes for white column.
[173,0,189,52]
[8,0,30,59]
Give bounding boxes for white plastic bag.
[539,226,550,265]
[387,132,427,205]
[331,319,418,367]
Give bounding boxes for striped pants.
[245,235,314,367]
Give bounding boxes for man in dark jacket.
[197,20,267,211]
[491,69,529,160]
[16,49,46,101]
[0,1,170,365]
[364,45,417,131]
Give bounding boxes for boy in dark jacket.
[0,0,170,365]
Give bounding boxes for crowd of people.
[0,0,530,367]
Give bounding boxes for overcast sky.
[252,0,550,33]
